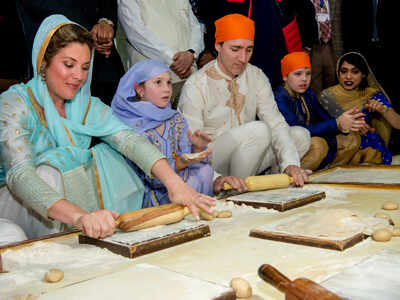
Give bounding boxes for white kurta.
[178,60,309,175]
[117,0,204,83]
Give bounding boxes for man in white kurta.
[117,0,204,104]
[178,14,311,185]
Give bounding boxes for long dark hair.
[337,53,369,89]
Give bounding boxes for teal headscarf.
[7,14,129,151]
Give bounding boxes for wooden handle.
[258,265,345,300]
[116,204,190,231]
[224,174,293,191]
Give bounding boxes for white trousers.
[209,121,310,178]
[0,165,64,243]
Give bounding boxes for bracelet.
[382,105,389,114]
[98,18,114,27]
[336,118,349,134]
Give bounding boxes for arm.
[365,93,400,130]
[118,0,175,64]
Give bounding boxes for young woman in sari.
[319,52,392,165]
[112,59,247,208]
[275,52,365,170]
[0,15,215,243]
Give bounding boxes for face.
[44,42,91,103]
[338,61,365,91]
[136,72,172,108]
[215,39,254,78]
[284,68,311,94]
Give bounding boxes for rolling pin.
[258,264,345,300]
[223,174,293,191]
[116,203,190,232]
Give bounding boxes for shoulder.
[0,89,30,119]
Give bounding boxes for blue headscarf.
[111,60,178,134]
[6,14,129,152]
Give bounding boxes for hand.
[365,99,387,114]
[170,51,194,78]
[91,22,114,58]
[75,210,118,239]
[188,129,212,152]
[180,149,212,165]
[168,181,215,220]
[337,107,365,132]
[197,50,215,69]
[213,176,248,194]
[359,123,375,136]
[284,165,311,187]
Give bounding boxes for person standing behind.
[15,0,125,106]
[117,0,204,108]
[275,52,365,170]
[179,14,310,186]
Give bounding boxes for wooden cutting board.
[79,221,210,258]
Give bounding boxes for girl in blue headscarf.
[0,15,215,242]
[112,60,246,208]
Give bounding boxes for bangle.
[382,105,389,114]
[336,118,349,134]
[98,18,114,27]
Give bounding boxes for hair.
[338,53,369,89]
[43,24,94,66]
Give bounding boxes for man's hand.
[91,22,114,58]
[197,50,215,69]
[284,165,311,187]
[170,51,194,79]
[213,176,248,194]
[188,129,212,152]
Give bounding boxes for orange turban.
[215,14,255,44]
[281,51,311,78]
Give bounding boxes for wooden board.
[79,222,211,258]
[309,165,400,188]
[39,263,236,300]
[226,188,326,211]
[249,211,368,251]
[321,249,400,299]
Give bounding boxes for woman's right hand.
[337,107,365,132]
[75,210,118,239]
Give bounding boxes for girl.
[112,60,245,208]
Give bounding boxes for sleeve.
[0,93,63,218]
[101,129,165,177]
[255,71,300,171]
[97,0,118,27]
[187,4,205,59]
[178,79,205,133]
[117,0,175,65]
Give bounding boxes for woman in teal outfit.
[0,15,215,243]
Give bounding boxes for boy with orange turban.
[179,14,310,186]
[275,52,365,170]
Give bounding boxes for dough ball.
[44,269,64,283]
[392,227,400,237]
[374,212,392,221]
[217,210,232,218]
[382,201,398,210]
[230,277,252,298]
[372,229,392,242]
[199,210,214,221]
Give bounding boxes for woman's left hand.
[168,181,215,220]
[284,165,311,187]
[188,129,212,152]
[365,99,387,114]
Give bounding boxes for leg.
[0,217,27,246]
[301,137,329,170]
[209,121,272,178]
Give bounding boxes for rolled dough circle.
[392,227,400,237]
[217,210,232,218]
[374,212,392,221]
[44,268,64,283]
[372,229,392,242]
[230,277,252,298]
[382,201,398,210]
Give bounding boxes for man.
[179,14,310,186]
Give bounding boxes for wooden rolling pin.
[116,203,190,232]
[258,264,345,300]
[223,174,293,191]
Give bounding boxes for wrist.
[381,105,389,114]
[336,118,349,133]
[98,18,114,27]
[187,49,196,60]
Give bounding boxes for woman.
[0,15,214,243]
[275,52,365,170]
[112,60,247,208]
[320,52,392,165]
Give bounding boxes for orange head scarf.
[281,51,311,78]
[215,14,255,44]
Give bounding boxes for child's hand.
[188,129,212,152]
[181,149,212,164]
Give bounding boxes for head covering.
[215,14,255,44]
[111,59,178,134]
[281,51,311,78]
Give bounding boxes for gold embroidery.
[2,103,8,108]
[15,129,20,135]
[11,113,16,118]
[56,153,62,157]
[40,131,43,136]
[66,148,71,152]
[2,121,7,126]
[48,142,52,147]
[62,123,75,146]
[82,96,91,125]
[17,147,22,152]
[27,87,48,129]
[91,150,104,210]
[71,157,75,162]
[23,124,27,129]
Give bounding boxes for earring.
[40,65,46,82]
